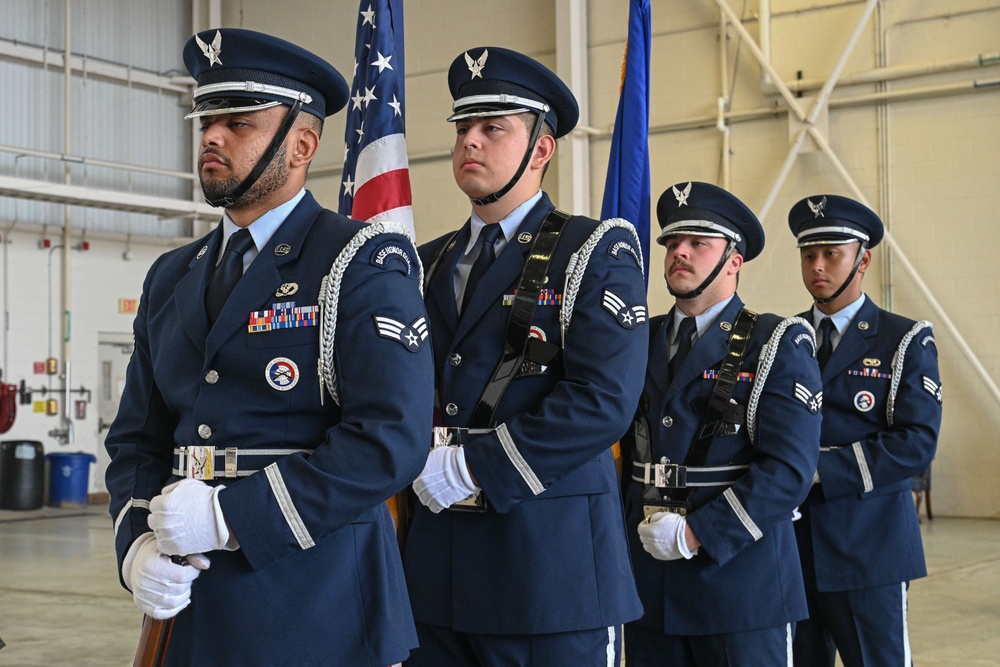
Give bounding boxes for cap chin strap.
[471,109,547,206]
[204,100,303,209]
[668,239,737,300]
[813,242,867,305]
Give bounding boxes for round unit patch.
[266,357,299,391]
[853,390,875,412]
[528,325,546,341]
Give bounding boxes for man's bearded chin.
[201,173,241,206]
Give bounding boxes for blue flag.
[339,0,414,237]
[601,0,651,287]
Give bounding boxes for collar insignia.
[807,196,827,218]
[196,245,208,260]
[274,243,292,256]
[673,182,692,206]
[465,49,489,79]
[518,232,533,244]
[196,30,223,67]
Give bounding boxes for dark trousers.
[405,621,620,667]
[624,621,792,667]
[793,582,910,667]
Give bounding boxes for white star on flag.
[371,52,393,72]
[338,0,414,238]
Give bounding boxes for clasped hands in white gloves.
[637,511,699,561]
[412,445,478,513]
[148,478,237,556]
[122,532,210,619]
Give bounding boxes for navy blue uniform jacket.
[404,193,647,634]
[795,295,941,592]
[623,296,822,635]
[105,192,433,666]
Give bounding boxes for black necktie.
[817,317,835,370]
[461,224,503,315]
[205,228,254,326]
[669,317,697,378]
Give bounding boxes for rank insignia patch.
[374,315,428,352]
[794,382,823,414]
[608,240,641,267]
[922,376,943,404]
[265,357,299,391]
[602,289,647,330]
[853,390,876,412]
[371,241,412,275]
[249,302,318,333]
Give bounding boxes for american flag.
[338,0,414,238]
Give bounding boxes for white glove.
[122,533,210,619]
[637,511,698,561]
[413,446,478,514]
[148,479,235,556]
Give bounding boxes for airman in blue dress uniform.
[104,28,432,665]
[403,47,647,666]
[788,194,942,667]
[623,182,822,666]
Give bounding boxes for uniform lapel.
[174,229,221,355]
[452,196,551,344]
[647,309,674,399]
[425,224,469,342]
[822,296,878,381]
[664,297,744,402]
[205,194,322,361]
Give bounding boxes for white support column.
[555,0,590,216]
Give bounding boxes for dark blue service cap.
[183,28,349,120]
[656,181,765,261]
[447,46,579,138]
[788,194,884,248]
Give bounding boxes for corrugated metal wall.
[0,0,194,239]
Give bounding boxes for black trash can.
[0,440,45,510]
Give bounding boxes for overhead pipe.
[769,51,1000,95]
[58,0,74,446]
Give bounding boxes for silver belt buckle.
[654,463,686,489]
[224,448,238,478]
[186,446,215,480]
[432,426,456,448]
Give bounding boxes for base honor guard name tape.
[249,301,319,333]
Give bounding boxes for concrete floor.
[0,504,997,666]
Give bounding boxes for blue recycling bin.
[46,452,97,508]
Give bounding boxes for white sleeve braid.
[887,321,932,427]
[747,317,815,444]
[560,218,643,345]
[317,222,422,407]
